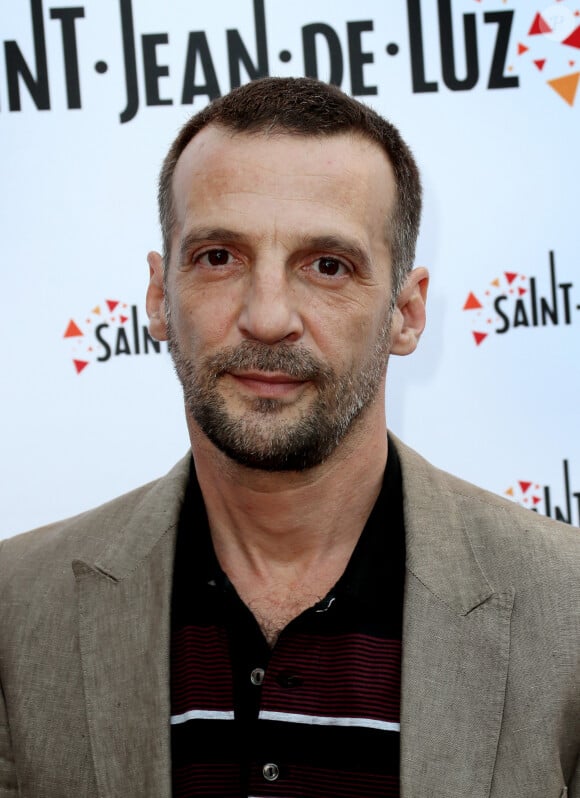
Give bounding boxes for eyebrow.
[178,228,374,275]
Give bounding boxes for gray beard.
[168,322,391,472]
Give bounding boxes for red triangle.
[120,314,129,324]
[563,25,580,49]
[518,287,527,296]
[532,495,542,505]
[505,271,518,284]
[64,319,83,338]
[528,12,552,35]
[106,299,119,312]
[473,331,487,346]
[534,59,546,71]
[519,480,532,494]
[463,292,483,310]
[518,43,529,55]
[73,359,89,374]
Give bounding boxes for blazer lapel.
[394,438,514,798]
[72,456,190,798]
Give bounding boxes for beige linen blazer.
[1,436,579,797]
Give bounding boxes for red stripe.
[173,763,240,796]
[261,633,401,722]
[171,626,233,714]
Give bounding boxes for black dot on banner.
[279,50,292,63]
[95,61,108,74]
[386,43,399,56]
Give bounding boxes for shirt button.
[262,762,280,781]
[250,667,265,686]
[276,671,303,688]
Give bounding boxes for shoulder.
[392,434,579,587]
[0,455,191,590]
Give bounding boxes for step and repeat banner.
[2,0,579,537]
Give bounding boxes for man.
[0,78,578,797]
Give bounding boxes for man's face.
[149,126,405,471]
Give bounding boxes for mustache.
[200,341,333,383]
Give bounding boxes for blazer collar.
[393,434,495,614]
[393,434,514,798]
[81,454,192,582]
[72,454,191,798]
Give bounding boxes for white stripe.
[258,710,400,732]
[170,709,235,725]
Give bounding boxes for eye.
[311,256,350,277]
[196,248,235,267]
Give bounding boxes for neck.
[187,405,388,577]
[187,405,389,645]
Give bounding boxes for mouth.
[228,370,308,399]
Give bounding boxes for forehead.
[171,125,396,243]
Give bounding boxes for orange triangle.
[505,272,518,284]
[463,292,483,310]
[528,12,552,35]
[533,59,546,71]
[92,305,101,315]
[547,72,580,106]
[106,299,119,312]
[519,480,532,494]
[517,43,529,55]
[64,319,83,338]
[491,278,500,287]
[505,487,514,496]
[73,359,89,374]
[562,25,580,49]
[473,331,487,346]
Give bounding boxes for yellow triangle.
[547,72,580,107]
[505,487,514,496]
[491,278,500,287]
[92,305,101,315]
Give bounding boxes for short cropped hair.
[158,77,422,297]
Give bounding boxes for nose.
[237,261,304,344]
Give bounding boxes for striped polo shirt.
[170,442,405,797]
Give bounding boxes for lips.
[231,370,303,383]
[229,370,307,398]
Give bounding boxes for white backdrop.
[2,0,579,538]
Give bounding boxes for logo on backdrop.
[63,299,166,374]
[462,250,578,345]
[516,3,580,106]
[505,459,579,527]
[408,0,579,104]
[1,0,579,124]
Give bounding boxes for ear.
[146,251,169,341]
[389,267,429,356]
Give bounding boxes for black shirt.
[171,441,405,797]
